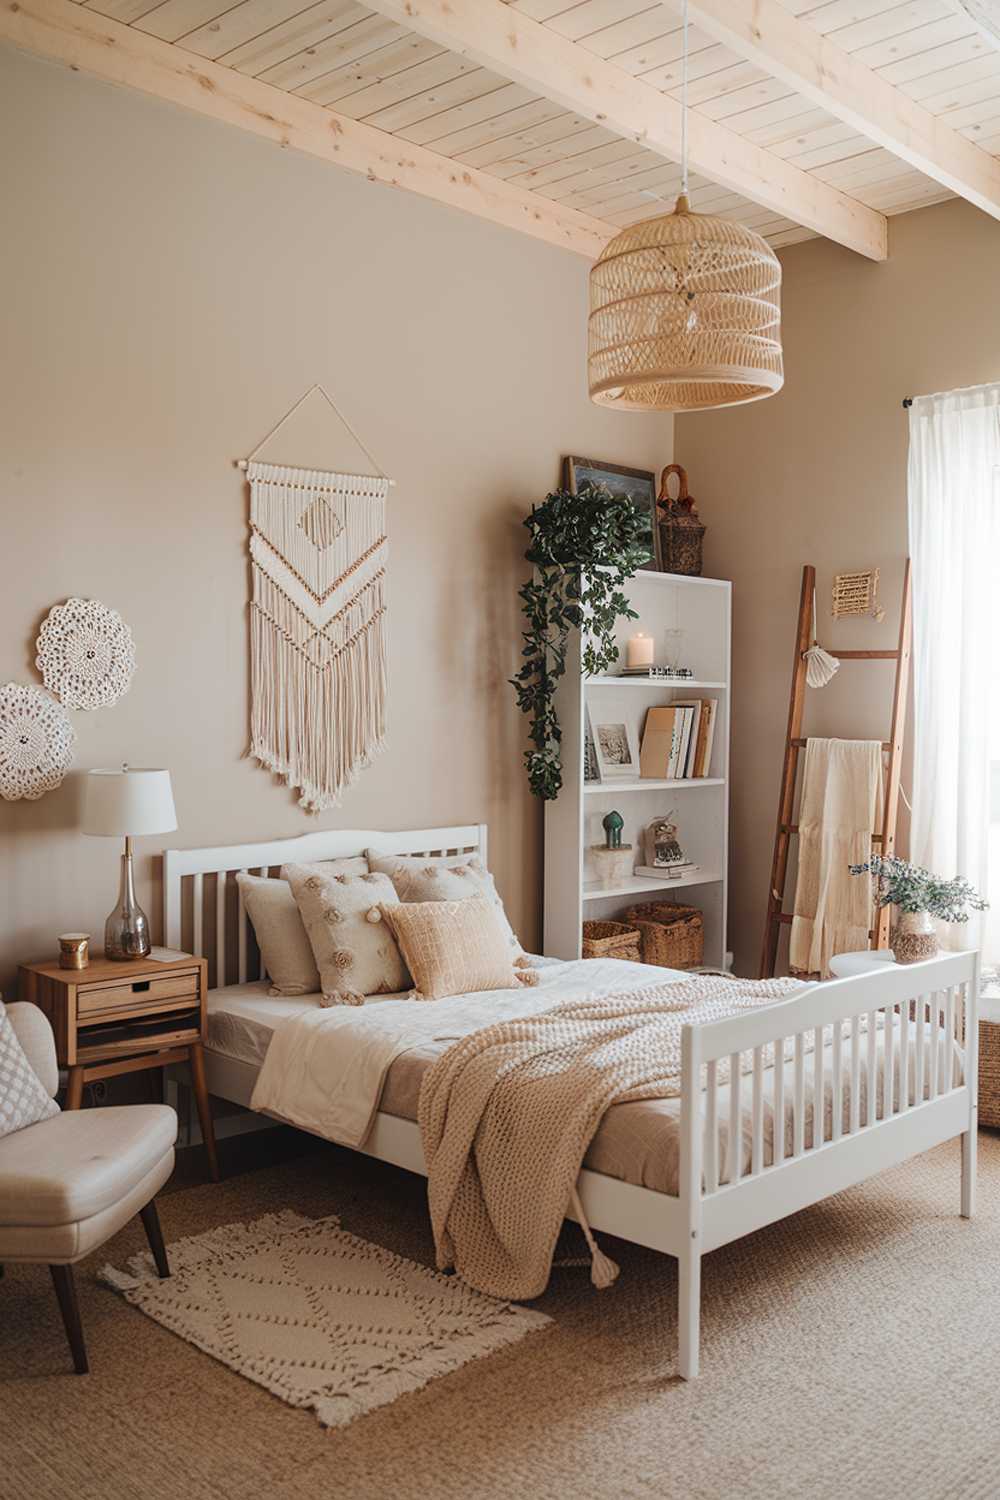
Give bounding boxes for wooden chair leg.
[49,1265,88,1375]
[139,1200,170,1279]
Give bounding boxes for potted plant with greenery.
[849,854,988,963]
[511,484,651,801]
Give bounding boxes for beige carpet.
[2,1127,999,1500]
[101,1210,548,1427]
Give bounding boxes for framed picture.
[564,456,661,571]
[593,720,638,780]
[584,704,602,784]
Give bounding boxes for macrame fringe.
[569,1185,620,1290]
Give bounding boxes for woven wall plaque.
[36,597,136,710]
[0,683,76,801]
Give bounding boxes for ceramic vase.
[890,909,939,965]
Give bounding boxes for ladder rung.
[833,650,899,660]
[780,824,882,842]
[790,739,891,750]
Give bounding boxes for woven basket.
[581,920,642,964]
[979,1017,1000,1129]
[623,902,704,969]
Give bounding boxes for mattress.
[206,981,926,1198]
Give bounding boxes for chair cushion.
[0,1104,177,1226]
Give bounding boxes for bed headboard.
[162,824,488,990]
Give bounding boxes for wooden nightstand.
[18,951,219,1181]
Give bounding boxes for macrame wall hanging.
[239,386,393,814]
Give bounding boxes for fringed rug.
[101,1211,550,1428]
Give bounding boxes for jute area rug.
[101,1210,549,1428]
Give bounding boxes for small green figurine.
[603,810,624,850]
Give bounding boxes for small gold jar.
[58,933,90,970]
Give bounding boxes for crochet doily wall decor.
[35,597,136,710]
[0,683,76,801]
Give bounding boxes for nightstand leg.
[189,1043,220,1182]
[65,1067,85,1110]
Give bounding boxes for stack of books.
[638,699,718,780]
[617,665,694,680]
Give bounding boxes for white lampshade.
[82,767,177,837]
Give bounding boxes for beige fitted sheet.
[206,983,944,1198]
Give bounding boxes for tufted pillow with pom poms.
[283,865,411,1006]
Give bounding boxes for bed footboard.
[677,950,979,1379]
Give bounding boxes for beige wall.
[0,45,672,992]
[677,198,1000,977]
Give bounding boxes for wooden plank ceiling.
[11,0,1000,255]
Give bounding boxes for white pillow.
[0,1000,60,1139]
[238,856,368,997]
[284,866,411,1006]
[366,852,522,958]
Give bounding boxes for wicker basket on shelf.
[978,1010,1000,1129]
[623,902,704,969]
[581,920,643,963]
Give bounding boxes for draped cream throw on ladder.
[790,738,884,979]
[247,462,388,813]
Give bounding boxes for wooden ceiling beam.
[0,0,612,260]
[682,0,1000,222]
[361,0,887,259]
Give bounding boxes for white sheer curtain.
[908,384,1000,960]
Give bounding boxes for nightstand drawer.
[78,972,199,1019]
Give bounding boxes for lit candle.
[627,632,654,669]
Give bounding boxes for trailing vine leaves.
[511,483,652,800]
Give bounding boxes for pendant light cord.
[680,0,689,200]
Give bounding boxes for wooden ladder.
[759,560,913,979]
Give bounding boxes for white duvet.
[249,957,687,1148]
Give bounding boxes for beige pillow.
[367,853,522,958]
[237,857,367,997]
[0,1001,60,1139]
[381,898,535,1001]
[285,865,411,1006]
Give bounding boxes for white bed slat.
[751,1045,764,1175]
[237,869,248,984]
[793,1033,805,1157]
[772,1037,785,1167]
[728,1052,741,1184]
[883,1000,895,1119]
[945,986,956,1091]
[705,1059,718,1193]
[915,992,926,1105]
[812,1023,824,1149]
[867,1008,878,1125]
[849,1015,861,1134]
[831,1020,843,1142]
[929,991,941,1098]
[216,872,226,989]
[192,872,203,960]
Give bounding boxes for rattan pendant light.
[588,1,783,413]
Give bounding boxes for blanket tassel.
[569,1185,620,1290]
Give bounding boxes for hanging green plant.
[511,483,651,800]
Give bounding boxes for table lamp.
[82,766,177,960]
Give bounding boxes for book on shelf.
[639,697,717,779]
[635,863,700,881]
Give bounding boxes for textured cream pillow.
[285,866,411,1006]
[381,898,535,1001]
[237,857,367,997]
[0,1001,60,1139]
[367,853,522,958]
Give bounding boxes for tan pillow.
[284,865,411,1006]
[367,853,522,958]
[237,857,367,997]
[381,898,535,1001]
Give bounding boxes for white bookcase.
[544,570,731,967]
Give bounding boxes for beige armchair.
[0,1002,177,1374]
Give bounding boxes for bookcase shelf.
[544,571,731,968]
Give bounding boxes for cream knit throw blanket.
[790,737,884,979]
[418,974,800,1301]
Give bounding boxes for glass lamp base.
[105,850,151,960]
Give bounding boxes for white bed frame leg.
[678,1248,701,1379]
[962,961,979,1220]
[678,1025,703,1379]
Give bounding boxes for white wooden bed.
[163,823,979,1379]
